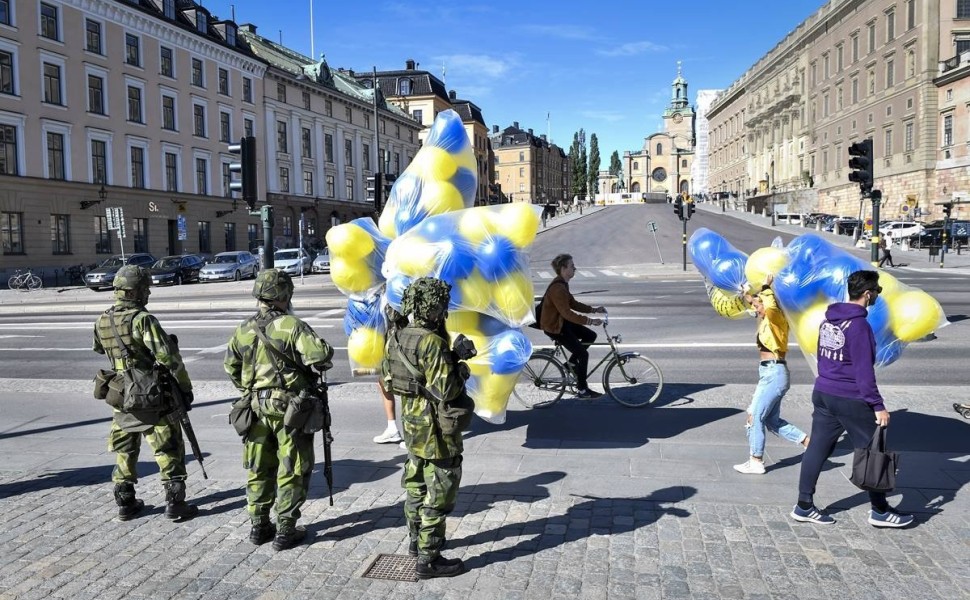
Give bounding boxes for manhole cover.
[361,553,417,582]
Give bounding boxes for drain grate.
[361,553,418,582]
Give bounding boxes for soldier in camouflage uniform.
[224,269,334,551]
[382,277,469,579]
[93,265,198,522]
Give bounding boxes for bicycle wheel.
[7,275,21,290]
[513,353,566,409]
[603,354,663,407]
[27,274,42,290]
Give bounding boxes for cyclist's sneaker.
[373,428,403,444]
[576,388,601,399]
[399,441,407,451]
[868,508,914,528]
[789,505,835,525]
[733,459,766,475]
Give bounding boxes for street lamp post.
[721,179,726,212]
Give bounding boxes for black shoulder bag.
[849,426,899,492]
[104,309,167,412]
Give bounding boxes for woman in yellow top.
[734,276,810,475]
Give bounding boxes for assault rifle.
[163,335,207,479]
[314,369,334,506]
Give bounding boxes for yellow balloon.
[347,327,385,368]
[378,210,397,239]
[889,289,946,342]
[877,270,902,298]
[467,360,491,378]
[492,272,534,324]
[325,223,375,260]
[457,269,491,312]
[709,287,750,319]
[421,181,464,216]
[744,247,789,290]
[473,372,518,417]
[493,204,540,248]
[454,146,478,173]
[446,310,480,334]
[330,257,375,293]
[389,235,437,278]
[794,302,829,354]
[457,210,496,245]
[410,147,458,180]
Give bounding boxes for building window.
[127,86,142,122]
[907,0,915,29]
[943,115,953,146]
[130,146,145,188]
[132,218,148,253]
[886,9,895,41]
[345,177,354,200]
[837,87,843,110]
[195,157,207,195]
[160,46,174,77]
[198,221,211,253]
[837,44,844,72]
[218,68,229,95]
[907,49,915,78]
[247,223,257,248]
[303,171,313,195]
[165,152,178,191]
[193,104,206,137]
[398,78,412,95]
[302,91,310,110]
[224,222,235,251]
[51,214,70,254]
[345,106,352,123]
[823,53,830,78]
[884,129,893,155]
[125,34,140,66]
[88,75,104,114]
[904,121,914,152]
[324,134,333,162]
[282,216,292,238]
[325,100,332,117]
[413,109,423,123]
[0,0,10,26]
[851,78,859,103]
[363,143,370,170]
[519,151,525,161]
[302,127,312,158]
[220,112,230,143]
[86,20,102,54]
[344,139,353,166]
[40,3,58,40]
[1,211,24,254]
[326,174,335,197]
[0,51,13,95]
[277,82,286,103]
[886,59,894,87]
[47,132,65,179]
[868,22,876,53]
[162,95,176,130]
[823,94,830,117]
[244,118,253,138]
[91,139,107,184]
[43,63,61,105]
[279,166,289,192]
[364,114,371,129]
[196,10,207,33]
[221,162,231,197]
[162,0,175,19]
[851,34,859,62]
[242,77,253,103]
[958,0,970,18]
[191,58,204,87]
[277,121,288,153]
[95,216,111,254]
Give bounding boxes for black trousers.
[798,390,888,509]
[549,321,597,390]
[878,249,894,267]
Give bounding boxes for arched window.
[631,182,641,193]
[656,143,663,155]
[633,161,639,170]
[398,78,412,95]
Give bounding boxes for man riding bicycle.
[538,253,607,398]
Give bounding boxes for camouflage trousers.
[244,414,314,526]
[107,415,187,484]
[402,454,462,561]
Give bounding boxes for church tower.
[663,61,695,142]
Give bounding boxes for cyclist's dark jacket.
[539,276,594,334]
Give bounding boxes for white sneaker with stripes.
[868,508,914,528]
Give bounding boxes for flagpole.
[309,0,315,58]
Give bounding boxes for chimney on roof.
[449,90,457,101]
[541,134,547,141]
[492,125,499,133]
[239,23,257,34]
[513,121,519,129]
[406,59,416,70]
[348,69,354,77]
[528,128,533,136]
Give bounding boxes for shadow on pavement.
[0,463,156,499]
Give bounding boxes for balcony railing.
[940,50,970,74]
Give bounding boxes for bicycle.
[514,315,663,409]
[7,268,43,291]
[64,264,87,286]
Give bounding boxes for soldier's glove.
[457,362,471,381]
[181,389,194,409]
[169,334,180,349]
[314,361,333,374]
[452,334,477,361]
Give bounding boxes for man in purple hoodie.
[791,270,914,528]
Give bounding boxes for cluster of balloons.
[689,228,948,368]
[327,110,539,422]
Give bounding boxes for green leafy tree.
[609,150,622,177]
[588,134,600,199]
[570,132,584,200]
[578,128,588,201]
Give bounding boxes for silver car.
[274,248,311,275]
[199,251,259,282]
[312,249,330,273]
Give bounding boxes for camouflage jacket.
[382,325,465,459]
[224,306,334,411]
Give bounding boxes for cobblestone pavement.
[1,381,968,599]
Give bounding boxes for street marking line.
[197,344,228,355]
[578,270,595,277]
[620,299,640,304]
[536,271,553,278]
[600,270,619,276]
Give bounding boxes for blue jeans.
[746,363,806,458]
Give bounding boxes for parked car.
[149,255,204,286]
[311,249,331,273]
[84,253,157,290]
[832,218,862,235]
[274,248,312,275]
[775,212,806,225]
[911,220,970,247]
[199,251,259,282]
[879,221,924,240]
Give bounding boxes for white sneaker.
[399,441,407,450]
[733,459,766,475]
[373,429,403,444]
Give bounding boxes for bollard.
[901,237,910,252]
[816,220,821,231]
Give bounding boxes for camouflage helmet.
[252,269,294,303]
[402,277,451,322]
[113,265,151,290]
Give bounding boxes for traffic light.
[847,138,873,194]
[686,196,695,219]
[942,203,953,218]
[673,196,684,220]
[383,173,397,202]
[366,172,384,211]
[228,136,257,210]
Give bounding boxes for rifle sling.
[392,330,445,404]
[251,317,318,386]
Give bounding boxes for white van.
[775,213,805,225]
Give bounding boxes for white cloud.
[597,41,667,57]
[433,54,514,79]
[517,24,597,41]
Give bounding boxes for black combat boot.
[249,521,277,545]
[408,539,418,557]
[272,521,307,551]
[416,555,466,579]
[114,482,144,521]
[163,480,199,521]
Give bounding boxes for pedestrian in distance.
[539,253,607,398]
[373,304,410,449]
[225,269,335,550]
[382,277,475,579]
[791,270,914,528]
[734,277,810,475]
[92,265,198,522]
[878,234,896,268]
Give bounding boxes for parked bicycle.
[514,314,663,408]
[64,263,87,286]
[7,268,43,292]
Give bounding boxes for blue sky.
[205,1,824,158]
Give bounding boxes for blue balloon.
[866,296,891,339]
[451,167,477,206]
[818,254,869,302]
[413,214,457,243]
[425,111,469,154]
[489,329,532,375]
[394,203,428,237]
[787,234,836,273]
[774,266,823,313]
[386,274,412,311]
[438,239,476,281]
[476,236,518,281]
[875,336,903,367]
[707,250,748,292]
[479,314,510,337]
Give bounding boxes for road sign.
[901,204,909,213]
[864,217,873,230]
[176,214,187,241]
[105,207,124,232]
[647,221,658,233]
